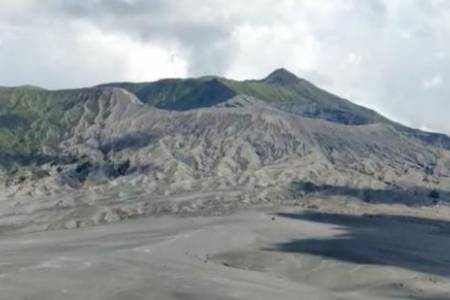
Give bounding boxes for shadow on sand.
[290,180,450,206]
[267,211,450,277]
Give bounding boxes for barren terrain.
[1,199,450,300]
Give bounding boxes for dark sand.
[0,206,449,300]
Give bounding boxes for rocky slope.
[99,69,389,125]
[0,70,449,231]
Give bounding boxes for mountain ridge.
[0,70,449,231]
[98,69,449,146]
[262,68,303,85]
[98,69,392,125]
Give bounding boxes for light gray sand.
[0,206,449,300]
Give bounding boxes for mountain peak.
[263,68,300,85]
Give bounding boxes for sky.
[0,0,449,135]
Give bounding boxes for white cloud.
[0,0,450,134]
[346,52,363,66]
[74,23,188,82]
[400,30,413,40]
[0,19,188,88]
[422,74,443,89]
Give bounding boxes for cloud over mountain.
[1,0,450,134]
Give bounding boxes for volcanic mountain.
[0,69,449,231]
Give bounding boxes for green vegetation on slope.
[0,86,102,167]
[101,69,388,125]
[0,68,448,171]
[100,78,236,110]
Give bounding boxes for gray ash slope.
[100,69,450,148]
[0,70,449,231]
